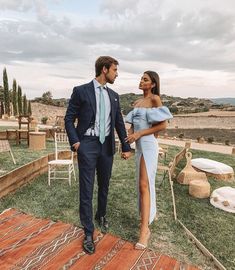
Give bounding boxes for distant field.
[211,97,235,106]
[177,109,235,116]
[162,128,235,145]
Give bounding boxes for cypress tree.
[23,94,27,115]
[9,90,13,116]
[0,86,4,104]
[18,85,23,115]
[28,100,32,116]
[12,79,18,116]
[0,101,4,117]
[0,86,4,117]
[3,67,10,115]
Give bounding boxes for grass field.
[0,140,54,175]
[0,143,234,269]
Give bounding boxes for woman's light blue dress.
[125,106,173,224]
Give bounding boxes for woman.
[124,71,173,249]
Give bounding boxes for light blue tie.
[99,86,105,144]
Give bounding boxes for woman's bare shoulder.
[133,98,143,106]
[151,95,162,107]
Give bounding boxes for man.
[65,56,132,255]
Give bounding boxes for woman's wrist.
[137,131,142,137]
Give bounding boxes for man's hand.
[72,142,80,151]
[121,151,132,160]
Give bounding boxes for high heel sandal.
[135,242,147,250]
[134,229,151,250]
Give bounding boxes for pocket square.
[114,98,117,101]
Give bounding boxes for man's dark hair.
[95,56,119,77]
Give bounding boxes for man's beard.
[105,75,115,84]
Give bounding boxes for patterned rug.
[0,208,200,270]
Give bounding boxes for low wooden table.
[29,132,46,150]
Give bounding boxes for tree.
[0,86,4,117]
[23,94,27,115]
[0,85,4,102]
[9,89,13,116]
[12,79,18,116]
[169,106,179,114]
[18,85,23,115]
[0,101,4,117]
[42,91,53,105]
[3,67,10,115]
[28,100,32,116]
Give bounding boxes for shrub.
[197,136,205,143]
[207,136,214,144]
[197,136,202,142]
[41,116,48,124]
[178,133,184,139]
[225,140,230,146]
[169,106,179,114]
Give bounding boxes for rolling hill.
[210,97,235,106]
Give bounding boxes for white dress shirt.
[84,79,111,136]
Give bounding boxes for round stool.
[29,132,46,150]
[189,180,211,198]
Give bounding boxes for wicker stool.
[189,180,211,198]
[177,152,207,185]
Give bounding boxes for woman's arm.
[125,95,166,143]
[125,121,166,143]
[128,124,134,135]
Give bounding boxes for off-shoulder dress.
[125,106,173,223]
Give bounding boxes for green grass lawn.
[0,140,55,175]
[0,144,234,269]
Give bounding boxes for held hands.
[125,132,141,144]
[121,151,132,160]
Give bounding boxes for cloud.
[0,0,235,98]
[1,0,235,72]
[0,0,34,11]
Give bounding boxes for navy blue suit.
[65,81,131,236]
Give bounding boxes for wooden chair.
[17,115,31,145]
[159,144,168,164]
[48,132,76,186]
[0,140,16,164]
[157,142,191,220]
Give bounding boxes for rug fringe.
[0,208,13,215]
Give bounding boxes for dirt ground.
[178,110,235,116]
[163,128,235,145]
[158,137,234,155]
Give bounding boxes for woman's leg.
[137,155,151,246]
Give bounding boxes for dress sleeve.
[125,110,134,124]
[146,106,173,124]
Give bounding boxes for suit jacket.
[64,81,131,155]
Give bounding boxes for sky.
[0,0,235,99]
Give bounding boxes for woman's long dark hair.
[144,70,160,96]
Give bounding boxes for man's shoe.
[83,235,95,254]
[95,216,109,233]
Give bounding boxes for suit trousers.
[77,135,113,236]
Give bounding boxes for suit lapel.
[107,88,116,123]
[86,83,117,122]
[86,81,96,115]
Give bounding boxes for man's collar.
[93,78,107,89]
